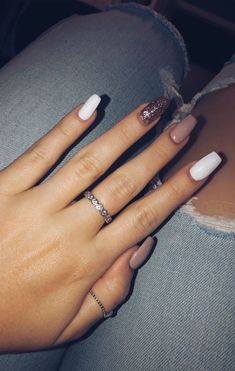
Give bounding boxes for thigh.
[0,3,187,368]
[0,5,187,172]
[0,349,66,371]
[60,210,235,371]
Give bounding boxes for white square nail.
[190,151,222,181]
[78,94,101,121]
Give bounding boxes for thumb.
[55,237,155,345]
[89,236,155,317]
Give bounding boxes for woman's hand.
[0,94,221,352]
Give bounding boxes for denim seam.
[106,3,189,79]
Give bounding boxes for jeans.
[0,4,234,371]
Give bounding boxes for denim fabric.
[0,4,187,174]
[170,52,235,124]
[0,3,234,371]
[61,212,235,371]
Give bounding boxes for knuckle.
[118,121,132,145]
[155,143,172,164]
[112,174,137,200]
[73,153,102,182]
[105,278,129,306]
[168,181,186,200]
[56,121,73,139]
[133,205,156,234]
[28,144,52,166]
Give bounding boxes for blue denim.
[0,4,234,371]
[172,51,235,124]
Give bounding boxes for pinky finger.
[54,238,155,345]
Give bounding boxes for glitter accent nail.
[139,97,170,125]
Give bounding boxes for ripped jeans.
[0,4,234,371]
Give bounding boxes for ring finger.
[63,115,197,231]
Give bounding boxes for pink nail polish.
[169,115,197,143]
[129,237,155,269]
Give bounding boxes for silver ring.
[148,173,163,191]
[89,289,113,319]
[84,190,112,224]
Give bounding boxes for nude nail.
[129,237,155,269]
[169,115,197,143]
[139,97,170,125]
[78,94,101,120]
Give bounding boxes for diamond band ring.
[84,190,112,224]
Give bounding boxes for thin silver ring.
[84,190,112,224]
[89,289,113,319]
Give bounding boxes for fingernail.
[169,114,197,143]
[190,151,222,181]
[129,237,155,269]
[78,94,101,120]
[139,97,170,125]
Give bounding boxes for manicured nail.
[190,151,222,181]
[78,94,101,120]
[139,97,170,125]
[129,237,155,269]
[170,114,197,143]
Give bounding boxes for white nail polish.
[190,151,222,181]
[78,94,101,120]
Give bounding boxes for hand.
[0,95,221,352]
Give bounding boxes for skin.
[162,85,235,219]
[0,101,213,352]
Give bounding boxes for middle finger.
[36,97,169,212]
[63,115,197,232]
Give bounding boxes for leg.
[0,349,67,371]
[0,5,187,172]
[61,210,234,371]
[0,3,187,369]
[60,59,235,370]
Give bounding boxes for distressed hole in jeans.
[148,175,235,234]
[179,197,235,234]
[155,72,235,234]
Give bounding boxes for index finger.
[36,96,170,212]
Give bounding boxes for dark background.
[0,0,234,98]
